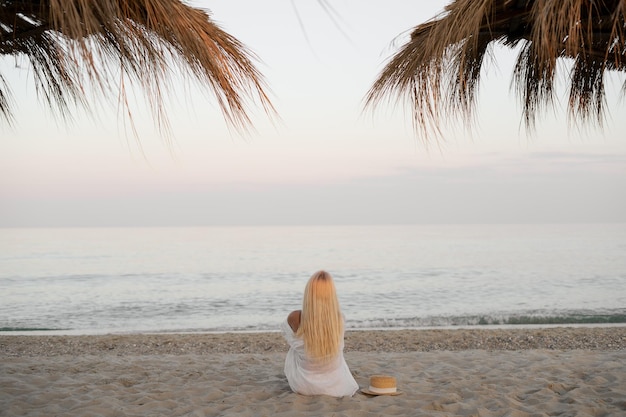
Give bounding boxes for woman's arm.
[287,310,301,332]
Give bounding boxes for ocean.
[1,224,625,335]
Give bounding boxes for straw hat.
[361,375,402,396]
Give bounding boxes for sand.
[1,327,625,416]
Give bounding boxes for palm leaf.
[0,0,275,136]
[366,0,626,139]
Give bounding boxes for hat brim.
[360,388,403,396]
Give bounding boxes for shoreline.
[2,326,625,357]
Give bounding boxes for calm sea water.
[1,224,625,335]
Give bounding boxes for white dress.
[280,317,359,397]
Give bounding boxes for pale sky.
[1,0,625,227]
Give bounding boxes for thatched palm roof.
[366,0,626,140]
[0,0,273,135]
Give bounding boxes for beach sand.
[2,327,625,416]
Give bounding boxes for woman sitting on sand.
[280,270,359,397]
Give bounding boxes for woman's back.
[281,313,358,396]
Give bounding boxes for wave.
[0,327,69,332]
[348,310,626,330]
[3,310,625,334]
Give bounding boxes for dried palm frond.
[0,0,275,137]
[365,0,626,140]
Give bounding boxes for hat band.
[368,386,397,394]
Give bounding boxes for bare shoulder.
[287,310,301,332]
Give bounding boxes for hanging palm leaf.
[0,0,274,136]
[365,0,626,140]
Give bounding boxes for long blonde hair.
[296,270,343,362]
